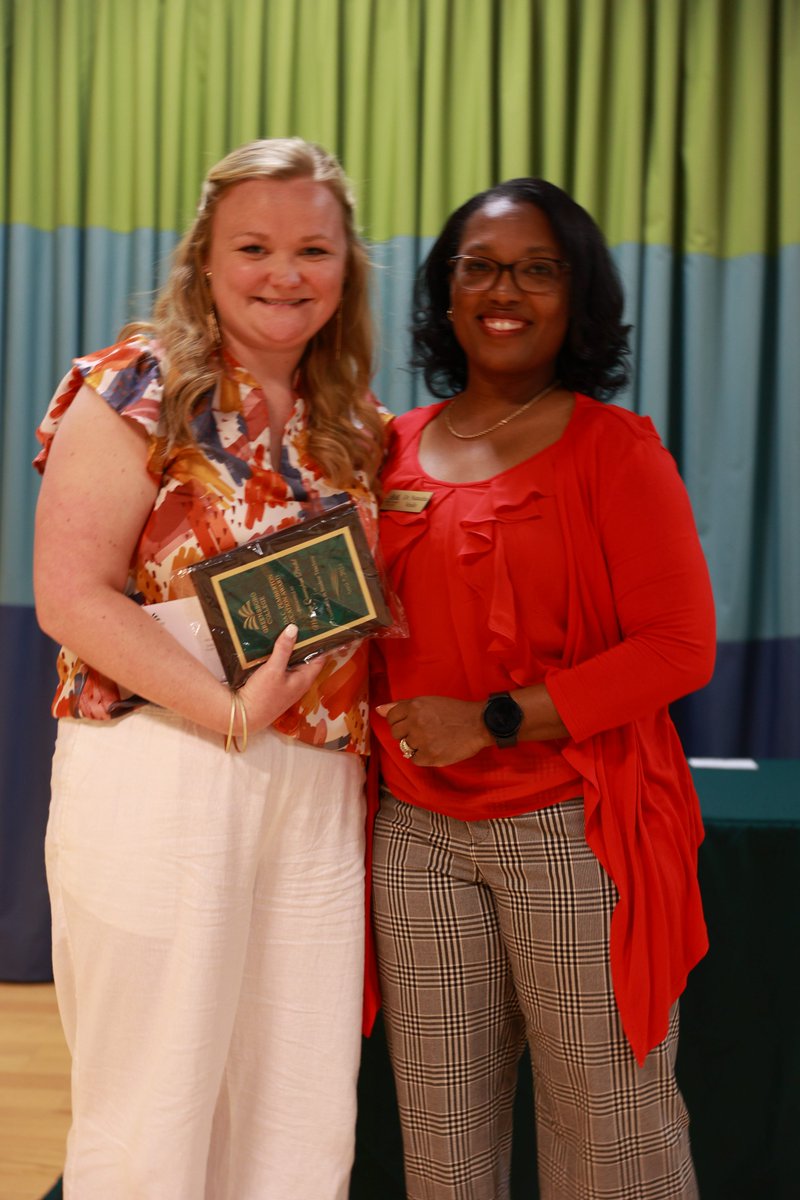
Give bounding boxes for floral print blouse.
[34,335,382,756]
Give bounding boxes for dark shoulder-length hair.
[411,178,631,400]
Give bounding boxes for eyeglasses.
[448,254,570,294]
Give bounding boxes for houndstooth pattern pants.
[372,791,699,1200]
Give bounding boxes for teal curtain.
[1,0,798,976]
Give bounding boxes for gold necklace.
[444,379,560,440]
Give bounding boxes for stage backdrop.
[1,0,798,978]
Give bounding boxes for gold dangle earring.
[204,271,222,349]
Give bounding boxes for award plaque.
[186,501,393,686]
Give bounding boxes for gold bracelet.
[224,690,237,752]
[233,691,248,754]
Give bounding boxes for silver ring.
[399,737,417,760]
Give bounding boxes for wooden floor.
[0,983,69,1200]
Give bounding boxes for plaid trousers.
[372,791,699,1200]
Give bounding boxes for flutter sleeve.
[33,335,166,477]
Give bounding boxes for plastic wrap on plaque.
[184,501,394,686]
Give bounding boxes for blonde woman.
[33,138,384,1200]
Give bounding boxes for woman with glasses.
[369,178,715,1199]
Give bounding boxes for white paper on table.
[143,596,226,682]
[687,757,759,770]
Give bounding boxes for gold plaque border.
[209,525,378,669]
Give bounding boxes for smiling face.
[205,176,348,373]
[449,197,570,390]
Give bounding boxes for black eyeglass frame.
[447,254,571,293]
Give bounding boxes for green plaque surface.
[187,502,392,686]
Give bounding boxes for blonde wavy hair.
[122,138,383,490]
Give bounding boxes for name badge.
[381,489,434,513]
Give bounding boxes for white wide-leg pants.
[46,707,366,1200]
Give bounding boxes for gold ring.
[399,737,417,760]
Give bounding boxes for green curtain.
[1,3,798,1196]
[3,0,797,251]
[1,0,798,936]
[2,1,798,687]
[2,0,798,981]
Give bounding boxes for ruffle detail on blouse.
[456,479,546,684]
[377,508,431,594]
[380,471,550,687]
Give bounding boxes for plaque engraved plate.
[187,501,392,686]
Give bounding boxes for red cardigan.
[365,395,716,1064]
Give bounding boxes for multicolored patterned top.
[34,335,384,756]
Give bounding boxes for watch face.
[484,693,523,737]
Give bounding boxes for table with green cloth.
[350,760,800,1200]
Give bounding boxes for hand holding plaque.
[184,501,398,687]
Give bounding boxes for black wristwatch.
[482,691,523,748]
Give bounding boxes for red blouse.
[372,408,584,817]
[367,395,716,1063]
